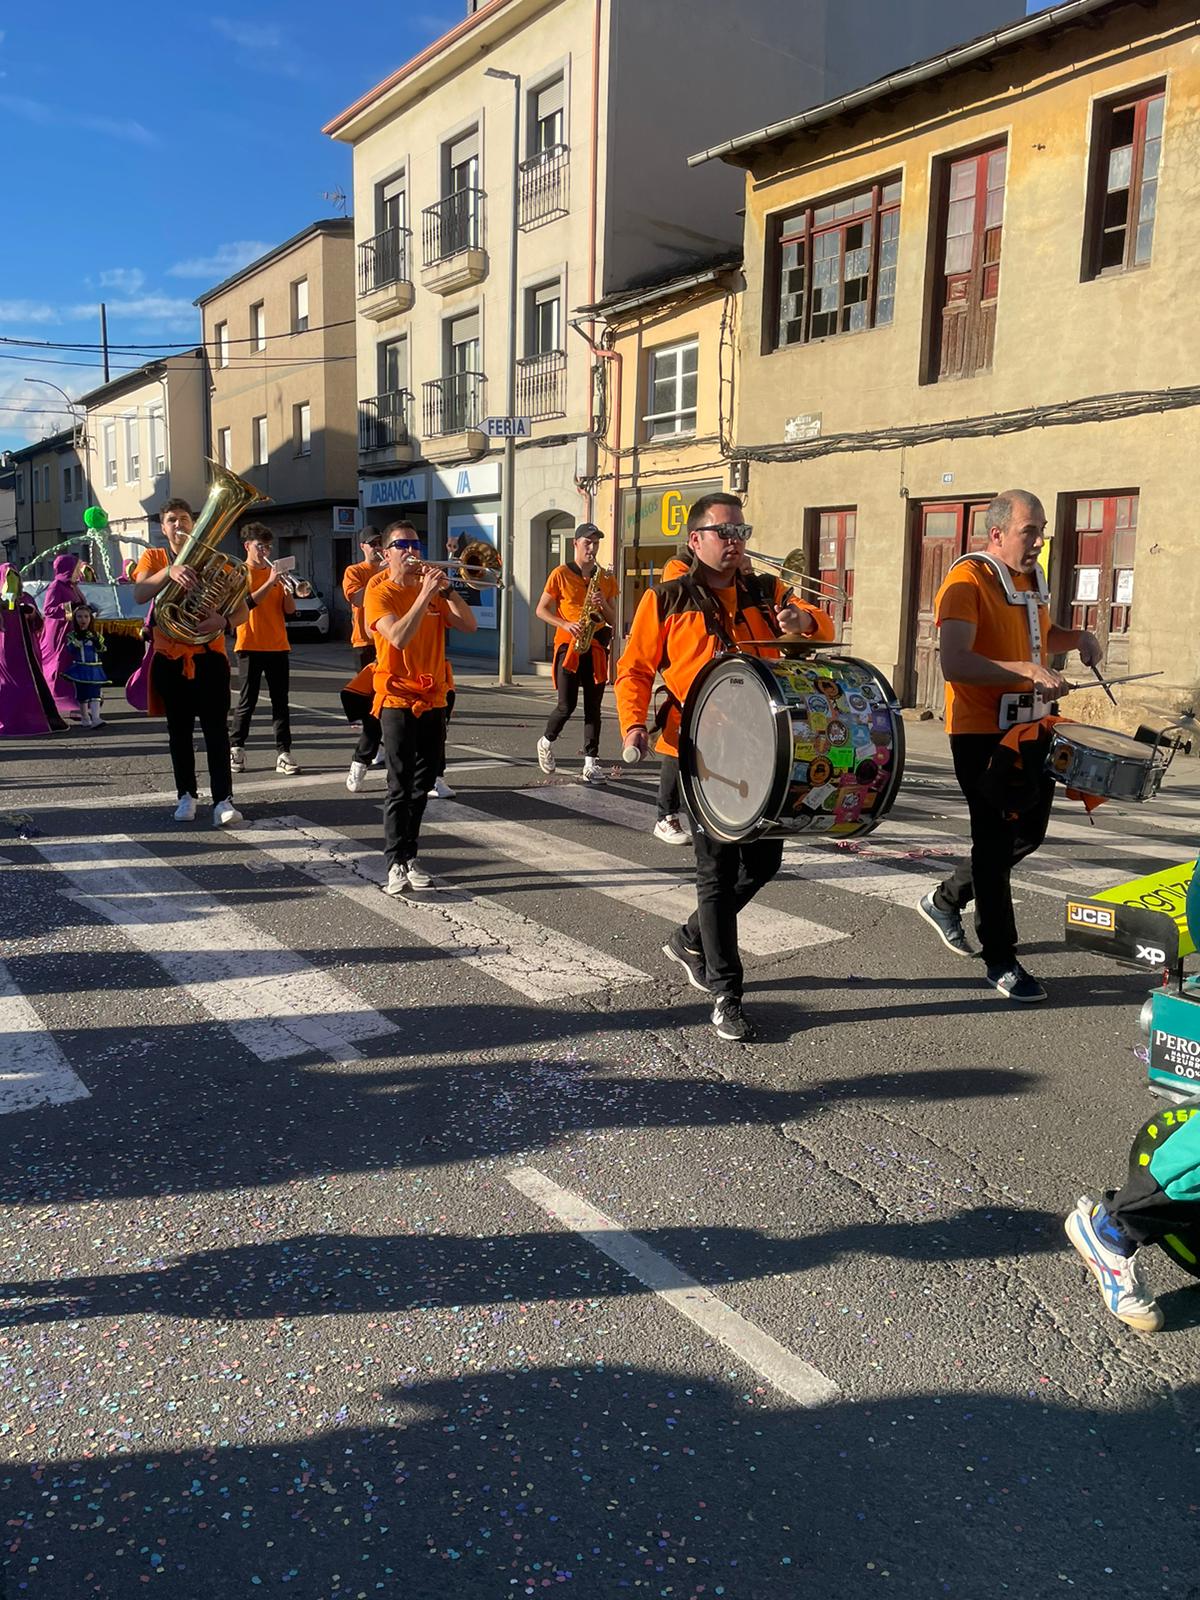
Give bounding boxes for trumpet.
[401,540,503,590]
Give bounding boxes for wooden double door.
[910,499,992,711]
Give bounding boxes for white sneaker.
[653,814,690,845]
[275,752,300,776]
[536,736,556,774]
[213,798,243,828]
[383,863,409,896]
[582,756,605,784]
[427,775,455,799]
[173,794,197,823]
[403,858,434,890]
[230,747,246,773]
[346,760,369,793]
[1065,1196,1164,1332]
[371,750,384,767]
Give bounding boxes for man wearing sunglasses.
[363,523,477,893]
[616,493,834,1042]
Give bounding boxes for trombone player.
[535,522,618,784]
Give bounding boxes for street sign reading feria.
[483,416,532,439]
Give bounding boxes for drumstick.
[1090,663,1118,707]
[1060,671,1162,693]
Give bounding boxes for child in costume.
[64,603,109,729]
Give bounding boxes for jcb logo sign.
[1067,902,1115,930]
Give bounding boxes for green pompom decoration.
[83,506,109,531]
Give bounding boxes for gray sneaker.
[917,891,973,957]
[712,997,756,1043]
[985,962,1046,1003]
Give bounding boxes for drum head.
[679,655,791,842]
[1056,723,1152,759]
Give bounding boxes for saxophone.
[574,565,610,655]
[155,460,271,645]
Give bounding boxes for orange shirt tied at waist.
[364,575,451,718]
[935,560,1050,735]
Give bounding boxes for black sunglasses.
[388,539,421,551]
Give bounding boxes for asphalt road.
[1,641,1198,1600]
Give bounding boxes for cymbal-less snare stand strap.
[947,553,1050,731]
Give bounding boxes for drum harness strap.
[947,552,1050,731]
[652,568,780,734]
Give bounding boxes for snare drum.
[1046,722,1167,803]
[678,652,905,843]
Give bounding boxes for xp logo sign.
[1136,943,1168,965]
[1067,902,1115,930]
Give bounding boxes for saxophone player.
[535,523,618,784]
[131,496,249,827]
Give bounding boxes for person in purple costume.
[39,552,87,718]
[0,564,66,737]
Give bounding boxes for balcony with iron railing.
[515,350,567,421]
[519,144,569,230]
[357,225,414,320]
[421,372,486,461]
[358,389,415,466]
[420,189,487,294]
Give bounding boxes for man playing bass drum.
[535,523,618,784]
[616,493,834,1042]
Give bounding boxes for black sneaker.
[917,890,973,957]
[662,931,712,993]
[985,962,1046,1003]
[712,997,756,1042]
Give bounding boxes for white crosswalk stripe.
[232,813,647,1002]
[33,836,399,1066]
[0,959,91,1115]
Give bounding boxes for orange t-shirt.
[935,560,1050,735]
[364,575,450,716]
[342,558,382,649]
[131,546,227,658]
[542,563,619,654]
[235,565,289,653]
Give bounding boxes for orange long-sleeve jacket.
[615,568,835,757]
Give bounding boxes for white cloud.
[68,296,198,334]
[0,299,60,324]
[210,15,307,77]
[166,241,273,280]
[0,92,157,146]
[98,268,147,294]
[0,368,94,446]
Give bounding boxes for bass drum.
[678,651,905,844]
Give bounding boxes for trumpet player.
[535,523,618,784]
[132,497,249,827]
[367,525,478,894]
[229,524,299,777]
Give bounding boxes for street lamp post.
[484,65,521,687]
[23,375,92,532]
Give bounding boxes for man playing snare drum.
[918,490,1102,1003]
[616,493,833,1042]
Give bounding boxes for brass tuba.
[155,460,271,645]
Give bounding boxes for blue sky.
[0,1,461,451]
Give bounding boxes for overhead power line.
[0,316,356,356]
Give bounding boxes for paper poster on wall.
[446,512,499,631]
[1073,567,1100,604]
[1115,568,1134,606]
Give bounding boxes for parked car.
[23,578,148,686]
[284,578,330,639]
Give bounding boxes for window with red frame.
[773,179,900,350]
[1085,87,1164,277]
[1063,492,1138,664]
[813,508,856,642]
[929,143,1006,382]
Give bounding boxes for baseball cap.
[574,523,604,540]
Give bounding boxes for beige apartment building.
[76,353,208,569]
[196,221,358,620]
[8,429,83,569]
[699,0,1199,731]
[324,0,1016,672]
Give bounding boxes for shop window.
[1084,86,1164,278]
[1061,492,1138,660]
[771,178,900,350]
[927,143,1006,382]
